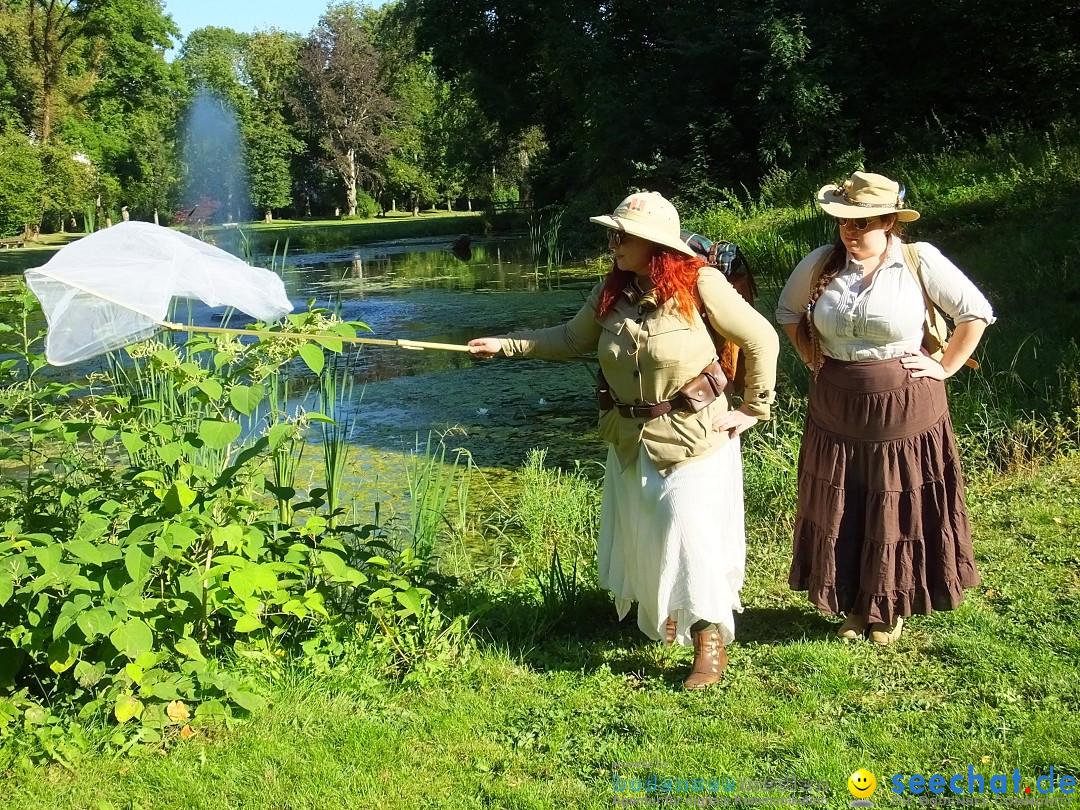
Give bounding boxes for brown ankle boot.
[683,628,727,690]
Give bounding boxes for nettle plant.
[0,289,455,757]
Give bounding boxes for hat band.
[840,189,905,209]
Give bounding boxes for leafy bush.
[340,190,380,220]
[0,290,458,760]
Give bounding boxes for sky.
[161,0,384,44]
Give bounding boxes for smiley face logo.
[848,769,877,799]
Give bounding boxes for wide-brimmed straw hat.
[590,191,696,256]
[817,172,920,221]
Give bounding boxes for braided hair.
[802,239,848,378]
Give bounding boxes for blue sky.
[161,0,384,43]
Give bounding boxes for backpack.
[681,231,758,390]
[803,242,979,371]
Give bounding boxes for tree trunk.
[467,198,473,212]
[153,208,159,226]
[345,149,358,217]
[446,196,452,212]
[411,194,419,217]
[264,209,273,223]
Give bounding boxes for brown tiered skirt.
[788,357,980,625]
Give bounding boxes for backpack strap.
[901,242,942,335]
[901,242,979,370]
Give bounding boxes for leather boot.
[664,617,676,646]
[683,627,727,690]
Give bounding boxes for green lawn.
[8,454,1079,809]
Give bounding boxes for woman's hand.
[712,404,759,438]
[900,352,949,380]
[468,337,503,359]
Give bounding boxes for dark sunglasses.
[607,230,627,246]
[837,216,879,230]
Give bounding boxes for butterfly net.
[24,221,293,365]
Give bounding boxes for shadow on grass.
[735,605,837,645]
[442,580,835,686]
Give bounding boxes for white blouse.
[775,238,997,362]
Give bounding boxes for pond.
[0,230,610,495]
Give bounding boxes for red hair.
[597,249,707,321]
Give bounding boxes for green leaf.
[174,637,205,661]
[110,618,154,660]
[47,639,78,674]
[395,587,425,617]
[165,524,200,551]
[164,482,197,511]
[199,419,242,450]
[319,550,348,579]
[299,343,325,375]
[0,574,13,607]
[194,700,227,721]
[75,514,110,544]
[197,378,224,401]
[120,432,147,455]
[66,539,104,566]
[114,694,144,724]
[267,423,293,450]
[34,544,63,575]
[156,443,185,465]
[77,607,117,641]
[211,525,244,551]
[75,660,106,689]
[229,689,266,714]
[234,614,263,633]
[91,426,118,443]
[229,564,278,600]
[124,545,153,584]
[125,663,145,685]
[229,384,265,415]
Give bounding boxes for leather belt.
[616,399,684,419]
[598,360,726,421]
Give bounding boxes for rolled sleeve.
[776,245,832,325]
[916,242,997,325]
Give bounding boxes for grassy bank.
[0,210,523,276]
[7,453,1079,809]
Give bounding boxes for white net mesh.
[24,221,293,365]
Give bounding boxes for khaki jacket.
[499,266,779,474]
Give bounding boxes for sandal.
[869,616,904,646]
[836,613,868,641]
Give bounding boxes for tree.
[0,128,42,236]
[292,3,394,217]
[244,30,302,221]
[26,0,91,144]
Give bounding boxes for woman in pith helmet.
[469,191,779,688]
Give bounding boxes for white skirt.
[597,438,745,646]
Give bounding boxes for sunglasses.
[607,230,628,246]
[837,216,879,230]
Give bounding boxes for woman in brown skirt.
[775,172,996,645]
